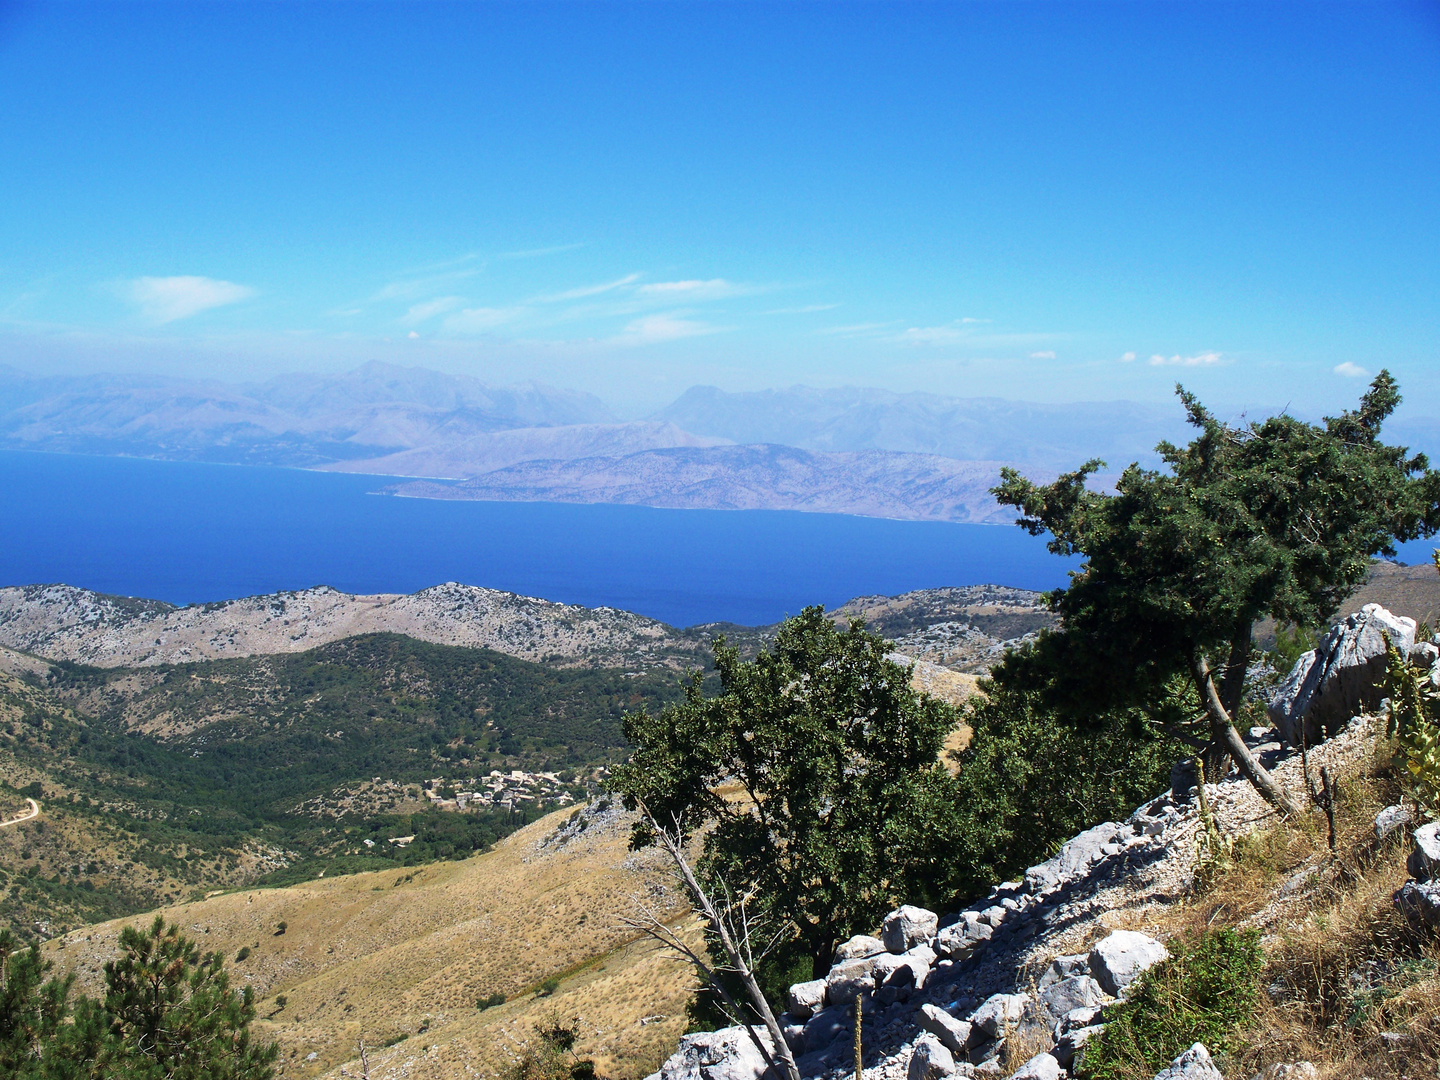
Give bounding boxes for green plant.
[537,978,560,997]
[1080,928,1264,1080]
[274,921,287,936]
[612,607,963,987]
[1385,639,1440,817]
[235,946,251,962]
[506,1016,597,1080]
[994,372,1440,813]
[477,991,506,1010]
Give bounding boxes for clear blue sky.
[1,1,1437,416]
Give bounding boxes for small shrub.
[506,1016,597,1080]
[235,946,251,962]
[1080,928,1264,1080]
[274,921,287,936]
[274,994,288,1011]
[477,991,507,1010]
[538,977,560,997]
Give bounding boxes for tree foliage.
[610,608,962,983]
[993,372,1440,810]
[0,917,276,1079]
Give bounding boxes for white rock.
[1409,821,1440,882]
[1151,1043,1224,1080]
[1089,930,1169,996]
[826,955,881,1005]
[834,934,887,962]
[1024,822,1126,893]
[647,1026,775,1080]
[785,978,827,1021]
[1395,880,1440,928]
[979,905,1008,927]
[1375,803,1413,840]
[874,950,931,992]
[969,993,1029,1039]
[1268,604,1414,747]
[919,1004,973,1056]
[1039,974,1106,1016]
[935,916,992,960]
[1004,1052,1062,1080]
[908,1033,958,1080]
[885,905,940,952]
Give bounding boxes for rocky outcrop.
[1268,604,1416,746]
[1151,1043,1224,1080]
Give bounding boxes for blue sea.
[3,450,1433,628]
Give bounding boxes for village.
[419,766,597,813]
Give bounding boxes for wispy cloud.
[122,276,254,324]
[498,243,584,260]
[401,296,464,325]
[612,314,723,345]
[442,306,525,334]
[1119,351,1137,362]
[1334,361,1369,378]
[637,278,745,299]
[1148,351,1226,367]
[901,322,976,345]
[543,273,643,302]
[371,268,480,302]
[766,303,840,315]
[1030,350,1057,360]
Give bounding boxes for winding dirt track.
[0,798,39,828]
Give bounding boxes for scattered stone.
[979,906,1008,928]
[1024,822,1126,893]
[786,979,827,1021]
[919,1004,973,1056]
[908,1033,957,1080]
[1089,930,1169,996]
[1374,804,1413,841]
[801,1008,848,1054]
[972,1062,1003,1078]
[835,934,888,962]
[969,993,1029,1039]
[1249,1064,1320,1080]
[884,905,940,953]
[1408,821,1440,882]
[1268,604,1415,747]
[1039,975,1106,1017]
[1150,1043,1224,1080]
[1394,881,1440,928]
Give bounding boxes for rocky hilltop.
[0,582,706,670]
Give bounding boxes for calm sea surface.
[4,450,1431,628]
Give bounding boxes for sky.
[0,1,1438,417]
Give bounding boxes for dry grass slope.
[47,802,700,1080]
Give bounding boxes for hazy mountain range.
[3,362,1433,524]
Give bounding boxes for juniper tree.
[610,607,962,985]
[992,371,1440,814]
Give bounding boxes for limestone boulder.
[785,979,827,1021]
[1395,880,1440,928]
[644,1026,775,1080]
[1408,821,1440,882]
[1005,1052,1063,1080]
[1089,930,1168,996]
[801,1008,848,1055]
[1039,975,1106,1017]
[834,934,887,963]
[1151,1043,1224,1080]
[918,1004,973,1056]
[1374,804,1413,841]
[969,993,1030,1039]
[1038,953,1090,988]
[1052,1025,1103,1069]
[935,913,992,960]
[908,1033,957,1080]
[826,956,880,1005]
[1268,604,1415,747]
[884,905,940,953]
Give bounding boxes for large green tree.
[993,372,1440,813]
[610,607,962,982]
[0,919,276,1080]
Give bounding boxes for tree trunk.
[1192,651,1303,817]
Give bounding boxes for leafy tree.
[610,607,962,983]
[0,931,73,1079]
[993,373,1440,813]
[948,669,1189,896]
